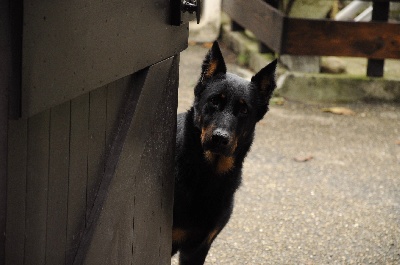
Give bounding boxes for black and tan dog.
[172,41,277,265]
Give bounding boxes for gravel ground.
[173,43,400,264]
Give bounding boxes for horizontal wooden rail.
[282,18,400,59]
[223,0,284,52]
[222,0,400,59]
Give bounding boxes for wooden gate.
[1,0,193,264]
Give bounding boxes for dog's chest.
[186,171,238,210]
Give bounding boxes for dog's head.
[193,41,277,159]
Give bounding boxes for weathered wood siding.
[22,0,187,117]
[3,0,186,263]
[6,56,178,264]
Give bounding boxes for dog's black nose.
[212,129,230,146]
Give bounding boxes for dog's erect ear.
[251,59,277,99]
[200,41,227,83]
[251,59,277,120]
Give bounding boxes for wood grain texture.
[87,86,107,226]
[0,26,7,265]
[282,18,400,59]
[66,94,90,265]
[223,0,400,59]
[22,0,188,117]
[223,0,284,52]
[133,55,178,265]
[7,53,178,265]
[105,77,131,159]
[25,110,50,264]
[46,102,70,265]
[79,56,178,265]
[73,71,146,265]
[5,119,28,265]
[1,1,12,258]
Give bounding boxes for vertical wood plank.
[5,119,28,265]
[131,56,178,265]
[159,56,179,264]
[87,86,107,224]
[366,59,385,77]
[105,76,135,265]
[0,105,6,265]
[0,54,7,265]
[25,110,50,264]
[45,102,70,264]
[106,77,130,157]
[66,94,89,265]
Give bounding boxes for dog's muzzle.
[202,128,234,155]
[211,128,230,147]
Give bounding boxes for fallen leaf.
[322,107,355,116]
[294,155,314,162]
[202,42,213,49]
[270,97,285,106]
[188,41,197,46]
[396,140,400,145]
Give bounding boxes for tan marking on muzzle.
[200,125,215,145]
[230,136,238,154]
[201,128,206,143]
[204,152,235,174]
[204,150,215,162]
[216,156,235,174]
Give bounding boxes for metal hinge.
[171,0,201,26]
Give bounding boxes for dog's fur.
[172,42,277,265]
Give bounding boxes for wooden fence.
[222,0,400,77]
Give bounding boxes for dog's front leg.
[179,243,211,265]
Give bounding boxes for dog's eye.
[240,105,248,114]
[239,99,248,115]
[210,96,220,106]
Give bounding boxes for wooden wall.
[5,56,178,264]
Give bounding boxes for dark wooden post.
[259,0,279,54]
[231,20,245,31]
[367,1,390,77]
